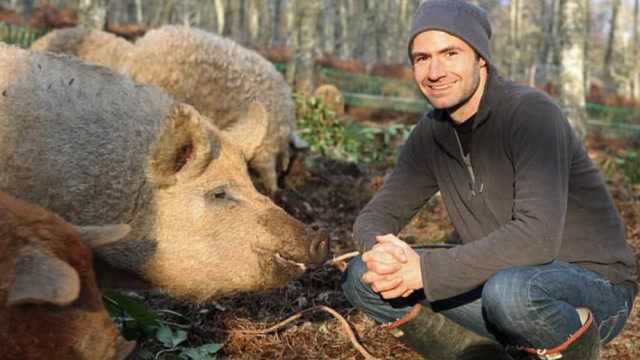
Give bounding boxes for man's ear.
[479,56,487,68]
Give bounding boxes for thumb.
[375,235,408,263]
[389,245,407,263]
[376,234,406,247]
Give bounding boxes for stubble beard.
[422,65,483,117]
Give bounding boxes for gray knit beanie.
[408,0,492,64]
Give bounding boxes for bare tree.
[538,0,554,65]
[603,0,621,85]
[134,0,143,23]
[255,0,274,48]
[272,0,288,47]
[559,0,588,138]
[214,0,225,33]
[633,0,640,100]
[78,0,111,29]
[287,0,321,94]
[508,0,521,77]
[334,0,350,58]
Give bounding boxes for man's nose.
[427,58,446,81]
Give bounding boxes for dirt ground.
[132,135,640,360]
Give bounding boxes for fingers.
[362,271,416,300]
[372,277,403,293]
[365,261,401,275]
[376,234,408,249]
[371,242,407,263]
[361,271,402,292]
[363,272,407,299]
[401,289,414,298]
[362,247,404,275]
[362,248,400,264]
[380,284,411,299]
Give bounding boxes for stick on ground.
[233,305,379,360]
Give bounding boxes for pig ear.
[8,249,80,306]
[75,224,131,248]
[148,103,221,188]
[223,101,268,161]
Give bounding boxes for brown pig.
[0,44,328,302]
[0,191,135,360]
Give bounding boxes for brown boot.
[519,308,600,360]
[385,304,513,360]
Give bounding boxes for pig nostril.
[309,236,330,264]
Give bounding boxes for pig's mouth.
[253,246,308,275]
[274,253,307,272]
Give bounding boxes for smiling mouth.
[274,253,307,272]
[429,82,455,91]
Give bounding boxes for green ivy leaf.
[103,290,161,340]
[179,343,224,360]
[156,325,188,348]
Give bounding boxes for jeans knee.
[482,267,531,326]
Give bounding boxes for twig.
[233,305,379,360]
[323,251,360,266]
[323,243,458,267]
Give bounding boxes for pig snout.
[307,223,330,265]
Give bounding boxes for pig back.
[0,44,174,232]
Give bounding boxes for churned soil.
[134,136,640,360]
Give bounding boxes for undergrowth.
[295,93,414,165]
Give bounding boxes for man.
[341,1,638,359]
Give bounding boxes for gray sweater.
[354,70,638,301]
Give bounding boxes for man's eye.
[447,51,458,57]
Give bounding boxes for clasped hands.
[361,234,423,299]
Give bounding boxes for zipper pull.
[469,182,484,197]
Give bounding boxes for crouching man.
[341,1,638,359]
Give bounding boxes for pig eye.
[206,186,229,202]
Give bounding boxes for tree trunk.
[287,0,321,95]
[135,0,143,23]
[538,0,553,65]
[633,0,640,101]
[22,0,34,20]
[78,0,111,30]
[332,0,346,57]
[245,0,260,46]
[318,0,335,54]
[394,0,413,63]
[373,0,392,63]
[256,0,274,48]
[214,0,225,34]
[336,0,350,58]
[272,0,288,47]
[583,0,591,97]
[509,0,521,78]
[224,0,246,44]
[603,0,621,86]
[222,0,234,38]
[559,0,587,139]
[551,0,562,66]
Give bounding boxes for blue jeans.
[342,257,635,349]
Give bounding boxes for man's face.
[411,30,486,121]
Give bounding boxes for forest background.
[1,1,639,359]
[1,0,639,136]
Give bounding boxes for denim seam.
[524,268,572,336]
[598,305,629,343]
